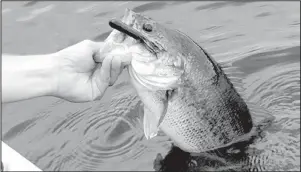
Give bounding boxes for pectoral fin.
[142,90,168,140]
[156,89,177,128]
[129,68,171,139]
[143,106,160,139]
[141,89,178,139]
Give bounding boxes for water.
[2,1,300,171]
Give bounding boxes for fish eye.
[142,23,153,32]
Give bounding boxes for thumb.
[92,56,112,100]
[93,42,129,64]
[83,40,106,63]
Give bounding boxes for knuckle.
[82,39,92,46]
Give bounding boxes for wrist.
[43,53,60,97]
[21,53,60,98]
[2,53,60,103]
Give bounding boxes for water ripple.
[41,84,148,170]
[244,62,300,114]
[2,1,300,171]
[240,48,300,171]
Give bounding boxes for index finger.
[93,29,126,63]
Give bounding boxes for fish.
[100,8,274,154]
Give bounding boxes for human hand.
[52,39,130,102]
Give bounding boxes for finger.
[94,30,126,63]
[110,52,133,83]
[93,56,113,100]
[80,40,106,63]
[86,40,105,53]
[109,55,123,86]
[109,53,132,86]
[93,47,107,63]
[106,29,126,43]
[94,43,129,64]
[93,44,113,63]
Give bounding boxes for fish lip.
[109,19,145,42]
[109,19,159,56]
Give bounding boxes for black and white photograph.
[1,1,300,171]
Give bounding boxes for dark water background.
[2,1,300,171]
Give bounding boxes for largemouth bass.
[100,9,272,154]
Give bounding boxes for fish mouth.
[109,19,145,43]
[108,9,163,60]
[107,9,182,91]
[109,19,159,56]
[109,19,159,65]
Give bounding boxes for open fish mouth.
[108,10,164,59]
[109,19,157,64]
[109,19,145,43]
[107,9,183,91]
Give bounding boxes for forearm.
[2,53,58,103]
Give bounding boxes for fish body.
[103,9,253,153]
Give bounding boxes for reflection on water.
[2,1,300,171]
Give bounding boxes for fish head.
[108,8,196,91]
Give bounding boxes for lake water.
[2,1,300,171]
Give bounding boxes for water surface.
[2,1,300,171]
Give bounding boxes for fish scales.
[102,9,254,153]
